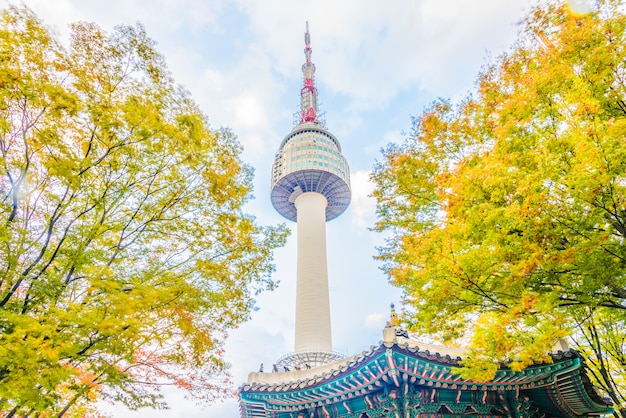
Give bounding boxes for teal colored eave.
[239,342,613,418]
[521,353,614,418]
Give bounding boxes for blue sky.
[2,0,540,416]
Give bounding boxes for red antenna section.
[300,21,319,124]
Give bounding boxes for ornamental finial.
[390,303,399,326]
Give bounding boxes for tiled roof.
[239,338,612,418]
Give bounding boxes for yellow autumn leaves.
[373,0,626,410]
[0,5,287,416]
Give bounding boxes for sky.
[1,0,538,416]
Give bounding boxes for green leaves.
[373,0,626,411]
[0,5,287,416]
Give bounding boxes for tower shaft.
[294,192,331,353]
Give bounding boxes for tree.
[0,6,287,416]
[372,0,625,415]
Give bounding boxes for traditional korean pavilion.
[238,314,613,418]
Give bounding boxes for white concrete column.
[294,192,332,353]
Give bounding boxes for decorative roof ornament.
[384,303,409,343]
[389,303,399,327]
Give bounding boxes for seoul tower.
[271,22,351,369]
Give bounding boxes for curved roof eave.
[240,341,613,418]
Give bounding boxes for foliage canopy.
[372,1,626,414]
[0,6,287,416]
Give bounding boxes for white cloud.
[349,170,376,229]
[567,0,593,15]
[182,45,289,164]
[364,312,386,330]
[235,0,529,113]
[365,129,405,159]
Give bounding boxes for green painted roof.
[239,341,612,418]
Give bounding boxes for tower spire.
[300,21,318,124]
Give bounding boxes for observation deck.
[270,122,351,222]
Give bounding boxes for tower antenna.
[300,21,318,124]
